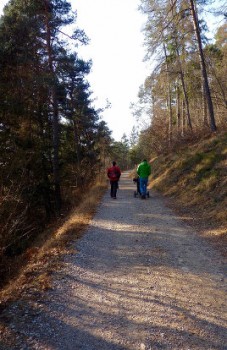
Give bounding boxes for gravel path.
[0,171,226,350]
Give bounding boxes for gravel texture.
[0,171,226,350]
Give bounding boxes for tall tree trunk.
[176,45,193,130]
[181,99,185,137]
[44,0,61,213]
[202,81,208,126]
[176,81,181,135]
[38,107,52,219]
[163,44,173,147]
[170,0,192,130]
[68,81,81,186]
[190,0,217,132]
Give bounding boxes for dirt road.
[0,172,226,349]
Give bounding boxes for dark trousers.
[110,181,118,198]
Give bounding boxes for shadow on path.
[0,172,226,349]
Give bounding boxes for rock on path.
[0,172,226,350]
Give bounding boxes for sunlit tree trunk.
[176,45,193,130]
[170,0,193,131]
[163,44,173,146]
[202,81,208,126]
[190,0,217,132]
[176,80,181,135]
[181,99,185,137]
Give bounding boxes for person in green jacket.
[137,159,151,199]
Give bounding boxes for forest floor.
[0,171,226,349]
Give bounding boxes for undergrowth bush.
[0,167,104,289]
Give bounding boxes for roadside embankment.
[149,132,227,254]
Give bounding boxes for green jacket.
[137,160,151,178]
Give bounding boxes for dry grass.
[0,179,107,307]
[149,132,227,256]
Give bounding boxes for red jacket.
[107,165,121,182]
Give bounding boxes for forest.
[0,0,226,288]
[131,0,226,157]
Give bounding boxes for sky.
[0,0,149,141]
[0,1,224,141]
[73,0,150,141]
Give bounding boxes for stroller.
[133,177,149,198]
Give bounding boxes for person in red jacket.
[107,161,121,199]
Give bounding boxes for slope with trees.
[128,0,226,248]
[133,0,226,152]
[0,0,112,286]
